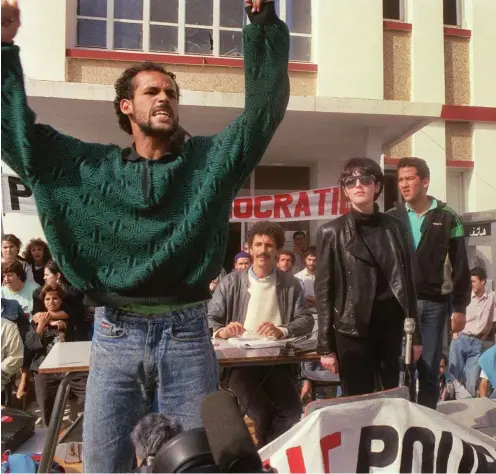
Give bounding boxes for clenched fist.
[1,0,20,44]
[244,0,274,13]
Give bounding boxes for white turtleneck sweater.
[243,268,288,337]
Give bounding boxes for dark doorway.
[224,222,242,272]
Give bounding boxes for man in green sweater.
[1,0,289,471]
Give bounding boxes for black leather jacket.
[315,211,421,355]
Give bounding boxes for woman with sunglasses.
[315,157,422,397]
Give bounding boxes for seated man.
[478,345,496,400]
[1,318,24,399]
[208,221,314,448]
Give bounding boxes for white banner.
[1,173,347,222]
[259,398,496,473]
[1,173,37,215]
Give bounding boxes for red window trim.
[444,26,472,38]
[66,48,318,73]
[383,20,412,32]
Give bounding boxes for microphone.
[201,391,270,473]
[131,413,183,467]
[404,318,416,366]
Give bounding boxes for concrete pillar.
[313,0,383,99]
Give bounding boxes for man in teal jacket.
[1,0,289,470]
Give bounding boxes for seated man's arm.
[194,2,290,193]
[286,282,314,337]
[207,281,229,336]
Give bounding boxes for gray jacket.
[207,269,314,337]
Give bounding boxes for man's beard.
[137,116,179,139]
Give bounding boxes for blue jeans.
[448,334,482,396]
[82,304,219,473]
[417,299,448,409]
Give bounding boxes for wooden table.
[214,339,320,367]
[36,339,319,471]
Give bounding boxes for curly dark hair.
[22,238,52,266]
[397,157,430,180]
[113,62,180,135]
[247,221,285,250]
[40,283,66,302]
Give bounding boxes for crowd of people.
[1,235,92,425]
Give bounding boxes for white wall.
[313,0,383,99]
[15,0,68,81]
[466,0,496,106]
[466,123,496,212]
[407,0,445,103]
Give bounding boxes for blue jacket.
[479,345,496,388]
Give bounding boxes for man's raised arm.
[1,0,91,182]
[198,0,290,190]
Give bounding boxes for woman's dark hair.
[340,157,384,201]
[22,238,52,265]
[2,234,22,251]
[40,283,65,302]
[247,221,285,251]
[113,62,180,135]
[2,260,27,282]
[45,260,68,284]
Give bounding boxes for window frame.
[443,0,464,27]
[382,0,407,22]
[76,0,313,62]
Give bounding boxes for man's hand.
[36,312,51,330]
[320,354,339,374]
[301,380,311,402]
[257,322,284,339]
[217,322,245,339]
[413,344,423,362]
[451,312,466,333]
[245,0,274,13]
[1,0,20,44]
[50,320,67,331]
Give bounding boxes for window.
[76,0,312,61]
[444,0,462,26]
[383,0,404,21]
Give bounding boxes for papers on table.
[226,332,316,350]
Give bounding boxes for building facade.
[2,0,496,262]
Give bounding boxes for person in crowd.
[25,284,87,427]
[233,251,252,272]
[387,157,471,409]
[277,250,295,273]
[295,248,317,309]
[1,318,24,399]
[316,157,422,397]
[1,261,39,400]
[1,234,34,283]
[33,261,86,341]
[1,261,39,321]
[449,267,494,396]
[22,238,52,286]
[291,231,307,275]
[3,0,289,469]
[242,241,250,253]
[209,267,227,295]
[208,221,314,447]
[479,345,496,399]
[439,354,472,401]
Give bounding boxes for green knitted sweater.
[1,5,290,307]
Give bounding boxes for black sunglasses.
[342,175,376,189]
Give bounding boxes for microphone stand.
[399,318,416,402]
[280,334,311,358]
